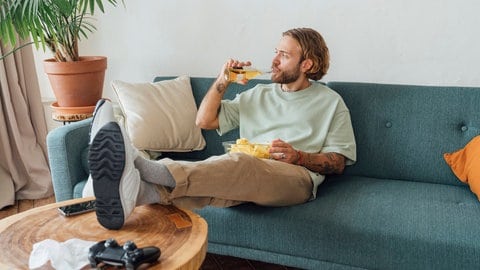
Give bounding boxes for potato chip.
[229,138,270,158]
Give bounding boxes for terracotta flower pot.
[44,56,107,107]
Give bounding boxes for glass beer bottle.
[224,67,271,83]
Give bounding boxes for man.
[87,28,356,230]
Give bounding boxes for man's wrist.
[216,70,232,91]
[294,150,304,165]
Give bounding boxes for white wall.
[34,0,480,102]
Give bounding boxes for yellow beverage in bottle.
[224,67,269,83]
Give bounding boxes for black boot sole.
[88,121,126,230]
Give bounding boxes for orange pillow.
[444,136,480,200]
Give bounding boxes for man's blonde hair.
[283,28,330,81]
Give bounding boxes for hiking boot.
[88,121,140,230]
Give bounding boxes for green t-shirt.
[218,82,356,196]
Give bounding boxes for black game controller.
[88,238,161,270]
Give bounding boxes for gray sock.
[134,157,176,188]
[136,180,161,205]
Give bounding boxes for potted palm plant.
[0,0,123,109]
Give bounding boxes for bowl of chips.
[224,138,271,159]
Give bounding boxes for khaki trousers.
[157,152,313,210]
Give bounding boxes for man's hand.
[269,139,299,163]
[269,138,346,175]
[223,59,252,85]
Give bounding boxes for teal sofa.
[47,77,480,269]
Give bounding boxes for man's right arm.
[195,59,251,130]
[195,77,229,130]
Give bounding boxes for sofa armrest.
[47,118,92,202]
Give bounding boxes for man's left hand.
[269,139,300,164]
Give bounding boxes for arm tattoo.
[303,152,345,175]
[216,82,226,94]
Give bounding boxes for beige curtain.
[0,42,53,209]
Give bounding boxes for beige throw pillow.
[111,76,206,152]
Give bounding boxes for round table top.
[0,197,208,269]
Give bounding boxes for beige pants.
[156,153,313,210]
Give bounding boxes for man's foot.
[88,121,140,230]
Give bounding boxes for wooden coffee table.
[0,197,208,269]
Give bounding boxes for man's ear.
[301,59,313,72]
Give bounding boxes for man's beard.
[271,64,302,84]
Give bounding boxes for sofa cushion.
[197,175,480,269]
[111,75,206,152]
[444,135,480,200]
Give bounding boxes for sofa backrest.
[327,81,480,186]
[153,76,270,160]
[155,76,480,186]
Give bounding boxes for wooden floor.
[0,196,56,220]
[0,196,301,270]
